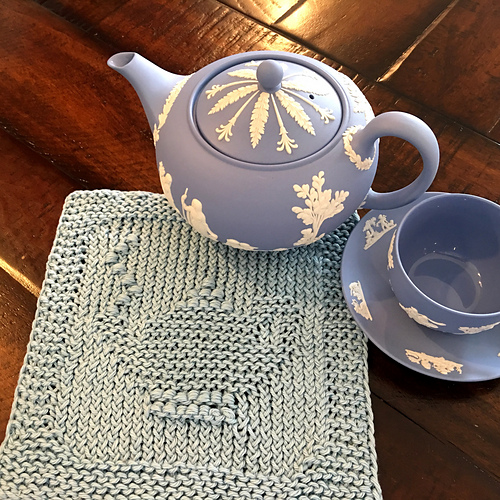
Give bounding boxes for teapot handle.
[352,111,439,210]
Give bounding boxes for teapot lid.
[194,58,343,165]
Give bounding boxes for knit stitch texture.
[0,190,381,499]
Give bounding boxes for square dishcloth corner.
[0,190,382,499]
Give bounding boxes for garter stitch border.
[0,190,382,499]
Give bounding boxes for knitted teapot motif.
[108,51,440,250]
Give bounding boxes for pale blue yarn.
[0,190,382,499]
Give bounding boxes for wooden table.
[1,0,499,497]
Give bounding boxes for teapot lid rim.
[193,54,347,165]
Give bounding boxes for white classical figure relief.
[362,214,397,250]
[343,125,374,171]
[405,350,463,375]
[292,171,349,246]
[180,189,218,241]
[158,164,259,250]
[158,163,218,242]
[387,232,396,270]
[399,304,446,329]
[205,61,335,153]
[349,281,373,321]
[159,162,180,213]
[458,321,500,334]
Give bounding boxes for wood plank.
[0,129,81,291]
[369,345,500,481]
[82,0,337,70]
[381,0,500,141]
[220,0,452,79]
[372,394,500,498]
[0,0,158,192]
[0,269,37,443]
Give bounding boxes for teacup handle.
[351,111,440,210]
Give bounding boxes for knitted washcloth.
[0,190,381,499]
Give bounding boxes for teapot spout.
[107,52,185,133]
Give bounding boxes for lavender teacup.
[388,193,500,334]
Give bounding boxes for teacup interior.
[398,195,500,314]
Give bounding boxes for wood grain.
[195,0,300,26]
[0,0,157,191]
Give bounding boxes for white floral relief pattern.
[405,350,463,375]
[343,126,374,171]
[153,76,191,145]
[292,171,349,246]
[336,72,375,122]
[205,61,335,153]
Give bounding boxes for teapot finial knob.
[256,60,284,93]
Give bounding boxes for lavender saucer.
[341,192,500,381]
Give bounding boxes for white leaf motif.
[275,90,315,135]
[227,69,257,80]
[271,94,297,154]
[281,78,330,96]
[154,75,191,145]
[250,92,270,148]
[458,322,500,334]
[406,350,463,375]
[216,91,259,142]
[225,239,258,251]
[209,84,258,115]
[206,80,257,99]
[343,126,374,171]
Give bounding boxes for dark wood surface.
[1,0,499,497]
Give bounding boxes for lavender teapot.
[108,51,439,251]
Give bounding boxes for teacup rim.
[392,192,500,319]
